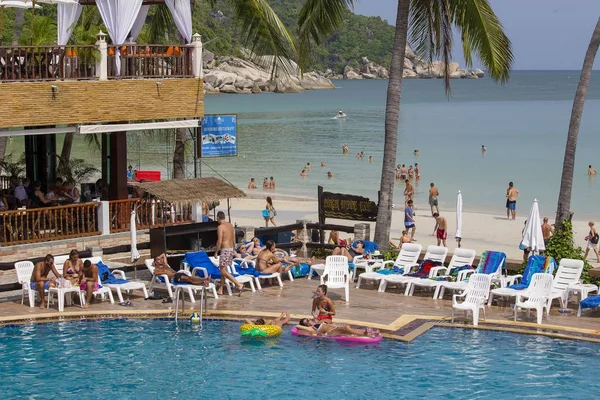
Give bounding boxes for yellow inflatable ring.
[240,324,282,338]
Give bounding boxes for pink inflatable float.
[290,327,383,344]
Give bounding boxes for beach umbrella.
[455,190,463,248]
[521,199,545,253]
[130,208,140,262]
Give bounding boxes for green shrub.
[545,220,596,284]
[311,247,332,259]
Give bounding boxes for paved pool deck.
[1,272,599,343]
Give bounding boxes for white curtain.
[165,0,192,43]
[128,4,149,42]
[57,2,83,45]
[96,0,143,74]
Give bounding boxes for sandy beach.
[224,193,597,263]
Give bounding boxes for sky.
[353,0,600,70]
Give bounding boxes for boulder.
[203,73,220,88]
[202,50,214,68]
[251,84,262,93]
[361,73,377,79]
[474,68,485,78]
[220,74,236,86]
[403,69,418,78]
[403,57,414,71]
[405,43,416,60]
[234,78,254,89]
[361,56,370,65]
[345,70,362,80]
[219,84,238,94]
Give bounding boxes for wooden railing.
[109,198,193,233]
[0,45,98,82]
[107,44,193,79]
[0,202,99,246]
[0,176,11,191]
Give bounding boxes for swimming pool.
[2,319,599,399]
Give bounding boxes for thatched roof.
[136,177,246,205]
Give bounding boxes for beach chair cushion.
[507,255,556,290]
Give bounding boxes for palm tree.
[299,0,512,249]
[56,156,100,186]
[555,17,600,228]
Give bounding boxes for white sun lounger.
[406,248,476,298]
[378,245,448,294]
[452,273,492,326]
[322,255,351,303]
[145,259,216,301]
[514,273,553,324]
[355,243,422,289]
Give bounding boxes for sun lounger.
[514,273,553,324]
[452,273,492,326]
[96,259,149,303]
[355,243,422,289]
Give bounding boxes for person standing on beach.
[404,200,416,241]
[432,213,447,247]
[506,182,519,220]
[429,183,439,216]
[265,196,277,227]
[215,211,244,296]
[248,178,257,189]
[269,176,276,189]
[404,179,414,206]
[541,217,554,246]
[584,221,600,263]
[588,165,596,175]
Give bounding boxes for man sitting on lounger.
[244,311,290,328]
[296,318,379,337]
[80,260,99,309]
[153,253,210,286]
[31,254,61,309]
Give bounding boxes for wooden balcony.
[108,198,194,234]
[0,202,100,246]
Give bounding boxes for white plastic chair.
[145,259,211,302]
[222,262,257,295]
[547,258,584,310]
[15,261,38,307]
[452,273,492,326]
[238,258,283,291]
[322,255,351,303]
[79,273,115,306]
[103,269,150,303]
[514,273,554,324]
[437,251,506,299]
[378,245,448,294]
[356,243,422,289]
[406,248,476,298]
[274,250,296,281]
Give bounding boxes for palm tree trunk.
[12,8,24,45]
[373,0,410,249]
[172,128,187,179]
[555,17,600,228]
[59,132,74,169]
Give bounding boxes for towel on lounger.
[97,261,125,285]
[507,255,556,290]
[184,251,221,279]
[405,259,443,278]
[475,251,506,275]
[580,295,600,310]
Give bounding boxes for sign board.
[201,115,237,157]
[318,186,378,222]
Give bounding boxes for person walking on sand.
[432,212,447,247]
[265,196,277,227]
[584,221,600,263]
[429,183,439,216]
[589,165,597,175]
[404,200,416,241]
[541,217,554,247]
[215,211,245,295]
[404,179,414,206]
[506,182,519,220]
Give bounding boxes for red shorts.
[80,282,99,291]
[436,229,447,240]
[317,314,332,321]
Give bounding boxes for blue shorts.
[507,201,516,211]
[405,223,415,229]
[30,281,50,290]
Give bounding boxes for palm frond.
[56,156,100,185]
[409,0,453,93]
[228,0,297,78]
[149,4,174,44]
[83,133,102,153]
[449,0,513,83]
[297,0,354,69]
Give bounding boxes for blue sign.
[201,115,237,157]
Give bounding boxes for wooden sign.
[318,186,378,222]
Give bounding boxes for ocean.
[8,71,600,219]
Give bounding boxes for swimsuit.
[507,200,516,211]
[80,282,99,290]
[172,272,187,283]
[436,229,447,240]
[429,197,438,206]
[30,281,50,290]
[219,248,234,268]
[313,324,322,330]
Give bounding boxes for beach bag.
[272,207,277,216]
[592,233,599,245]
[290,264,310,278]
[262,209,269,218]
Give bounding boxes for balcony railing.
[107,44,193,79]
[0,45,98,82]
[0,202,100,246]
[109,198,193,233]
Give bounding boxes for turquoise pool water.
[2,319,599,399]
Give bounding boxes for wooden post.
[102,132,128,200]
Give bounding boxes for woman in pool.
[63,249,82,286]
[312,284,335,322]
[296,318,379,337]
